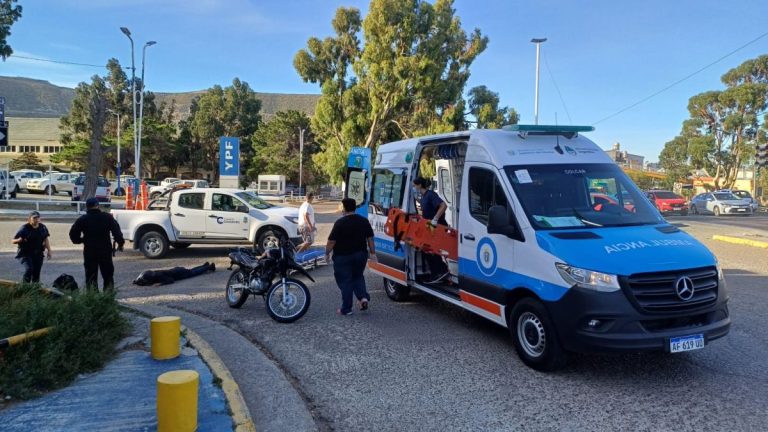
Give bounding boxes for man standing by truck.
[69,198,125,291]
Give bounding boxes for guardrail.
[0,198,125,216]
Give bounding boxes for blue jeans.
[20,254,44,283]
[332,250,369,314]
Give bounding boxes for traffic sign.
[0,125,7,146]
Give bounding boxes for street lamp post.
[120,27,137,180]
[531,38,547,125]
[298,128,305,196]
[108,109,122,195]
[137,40,157,182]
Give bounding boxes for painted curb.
[183,326,257,432]
[712,235,768,249]
[122,306,256,432]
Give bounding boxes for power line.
[592,29,768,126]
[9,55,107,69]
[542,52,572,124]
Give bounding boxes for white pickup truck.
[111,188,301,259]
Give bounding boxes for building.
[605,142,645,170]
[0,117,63,167]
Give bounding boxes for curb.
[712,235,768,249]
[123,306,256,432]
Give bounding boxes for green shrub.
[0,284,129,399]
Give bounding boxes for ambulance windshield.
[505,163,664,229]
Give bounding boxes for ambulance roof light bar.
[502,124,594,139]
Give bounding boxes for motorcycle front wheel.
[226,270,250,308]
[265,278,311,323]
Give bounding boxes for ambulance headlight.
[555,263,620,292]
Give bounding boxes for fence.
[0,198,126,216]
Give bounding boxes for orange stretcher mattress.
[383,208,458,260]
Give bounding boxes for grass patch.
[0,284,129,400]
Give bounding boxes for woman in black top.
[12,211,52,283]
[325,198,376,315]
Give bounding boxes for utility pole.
[120,27,137,179]
[531,38,547,125]
[137,40,157,182]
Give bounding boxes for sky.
[2,0,768,162]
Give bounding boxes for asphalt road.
[667,212,768,232]
[1,207,766,431]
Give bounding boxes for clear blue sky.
[3,0,768,161]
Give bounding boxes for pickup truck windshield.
[505,163,664,229]
[235,191,274,210]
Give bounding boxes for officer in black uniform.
[69,197,125,291]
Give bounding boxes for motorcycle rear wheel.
[226,271,250,308]
[265,278,311,323]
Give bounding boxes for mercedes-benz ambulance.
[349,125,730,371]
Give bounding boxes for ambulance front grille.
[621,266,718,313]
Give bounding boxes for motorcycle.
[225,242,314,323]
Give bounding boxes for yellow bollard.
[150,316,181,360]
[157,370,199,432]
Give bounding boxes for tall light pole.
[298,127,305,196]
[120,27,137,180]
[138,40,157,182]
[531,38,547,125]
[107,109,122,195]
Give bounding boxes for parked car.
[72,175,111,202]
[646,190,688,215]
[149,179,209,199]
[26,172,81,194]
[112,188,301,259]
[10,169,44,192]
[689,192,752,216]
[0,169,18,199]
[716,189,758,213]
[54,172,84,196]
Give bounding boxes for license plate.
[737,208,746,212]
[670,334,704,353]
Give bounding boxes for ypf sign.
[219,137,240,187]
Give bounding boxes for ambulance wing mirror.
[487,205,520,239]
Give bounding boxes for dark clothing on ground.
[15,223,49,283]
[333,250,369,314]
[69,208,125,291]
[420,189,446,224]
[133,263,213,286]
[328,214,374,256]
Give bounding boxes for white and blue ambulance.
[351,125,730,371]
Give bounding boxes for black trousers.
[21,255,44,283]
[165,264,210,281]
[84,251,115,291]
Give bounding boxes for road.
[1,207,766,431]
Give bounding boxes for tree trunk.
[84,96,108,200]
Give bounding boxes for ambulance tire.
[509,298,568,372]
[383,278,410,301]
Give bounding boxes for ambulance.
[347,125,730,371]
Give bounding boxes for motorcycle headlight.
[555,263,620,292]
[284,216,299,225]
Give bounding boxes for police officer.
[69,197,125,291]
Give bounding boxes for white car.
[112,188,301,259]
[0,169,18,199]
[53,172,84,196]
[26,172,80,194]
[10,169,44,192]
[72,175,111,202]
[149,179,208,198]
[716,189,759,213]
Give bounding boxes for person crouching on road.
[12,211,52,283]
[69,197,125,292]
[325,198,376,315]
[297,192,316,252]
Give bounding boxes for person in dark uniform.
[69,197,125,291]
[12,211,52,283]
[133,262,216,286]
[412,177,449,283]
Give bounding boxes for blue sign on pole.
[345,146,371,218]
[219,137,240,176]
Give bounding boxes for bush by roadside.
[0,284,129,400]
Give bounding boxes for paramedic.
[413,177,449,283]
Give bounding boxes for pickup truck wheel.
[255,229,286,254]
[139,231,169,259]
[509,298,568,372]
[171,242,191,249]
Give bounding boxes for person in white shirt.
[297,192,316,252]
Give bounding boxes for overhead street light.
[137,40,157,181]
[531,37,547,125]
[120,27,138,179]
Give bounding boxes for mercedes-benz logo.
[675,276,695,301]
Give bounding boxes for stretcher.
[384,208,458,260]
[294,247,327,270]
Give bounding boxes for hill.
[0,76,319,120]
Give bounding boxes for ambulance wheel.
[509,298,567,372]
[383,278,410,301]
